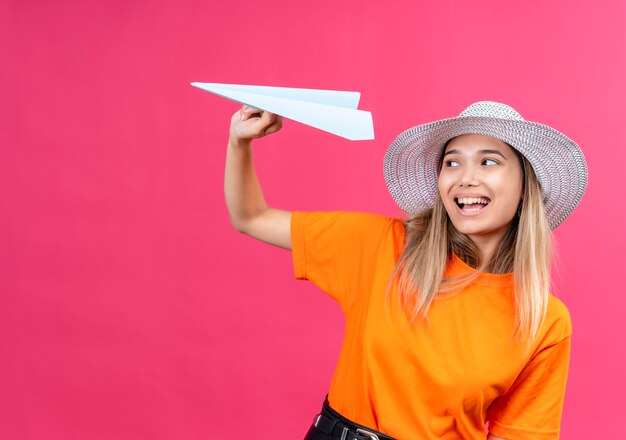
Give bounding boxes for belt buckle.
[314,414,322,427]
[356,428,380,440]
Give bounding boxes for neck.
[469,234,504,272]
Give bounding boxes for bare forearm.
[222,106,292,250]
[224,138,268,232]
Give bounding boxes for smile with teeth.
[455,197,491,212]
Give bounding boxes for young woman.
[224,101,588,440]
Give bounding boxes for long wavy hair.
[388,148,552,344]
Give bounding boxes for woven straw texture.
[383,101,588,229]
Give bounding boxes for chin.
[449,219,508,239]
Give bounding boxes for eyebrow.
[443,149,507,159]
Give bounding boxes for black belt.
[311,397,395,440]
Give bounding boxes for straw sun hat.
[383,101,588,229]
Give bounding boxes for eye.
[482,158,498,166]
[445,160,460,167]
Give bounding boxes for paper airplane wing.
[191,82,374,141]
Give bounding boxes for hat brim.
[383,116,588,229]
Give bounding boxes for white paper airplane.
[190,82,374,141]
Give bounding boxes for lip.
[454,202,489,217]
[453,192,491,199]
[452,193,492,217]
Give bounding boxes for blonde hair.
[388,155,552,344]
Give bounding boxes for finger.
[264,116,283,135]
[248,112,280,137]
[244,111,277,138]
[241,105,263,122]
[245,110,275,130]
[258,110,276,127]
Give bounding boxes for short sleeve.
[291,211,401,311]
[487,309,572,440]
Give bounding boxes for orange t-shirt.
[291,211,571,440]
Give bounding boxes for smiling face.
[437,134,524,260]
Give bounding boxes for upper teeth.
[457,197,490,205]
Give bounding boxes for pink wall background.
[2,0,624,438]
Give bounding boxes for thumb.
[258,110,276,127]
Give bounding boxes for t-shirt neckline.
[447,253,514,288]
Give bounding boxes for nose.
[458,163,479,187]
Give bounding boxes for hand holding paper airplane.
[234,106,284,140]
[190,82,375,141]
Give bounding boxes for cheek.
[492,174,523,214]
[437,176,457,215]
[486,171,522,196]
[506,173,523,201]
[437,173,451,195]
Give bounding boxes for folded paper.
[190,82,374,141]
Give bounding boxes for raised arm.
[224,105,292,250]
